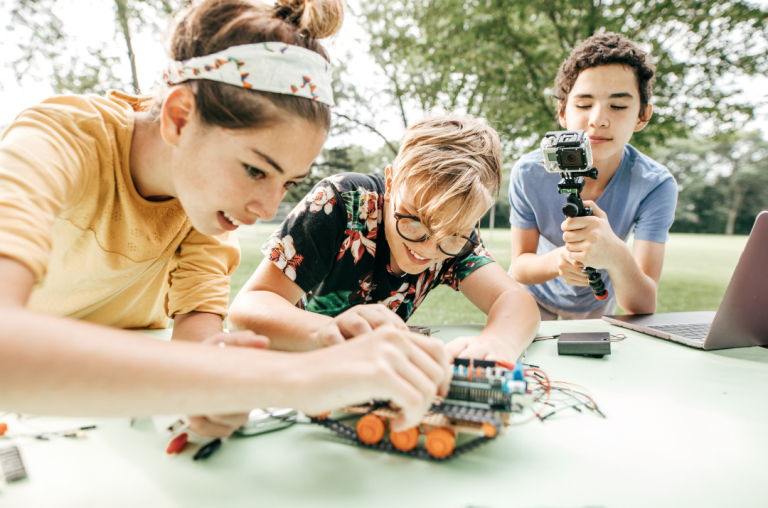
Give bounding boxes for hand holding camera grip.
[567,204,609,301]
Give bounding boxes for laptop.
[603,211,768,350]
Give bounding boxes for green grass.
[230,225,748,325]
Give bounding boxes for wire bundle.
[525,371,606,422]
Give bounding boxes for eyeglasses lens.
[396,217,425,241]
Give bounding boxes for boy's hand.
[561,201,624,270]
[554,246,590,286]
[445,336,519,364]
[315,304,409,348]
[187,331,270,438]
[296,326,451,432]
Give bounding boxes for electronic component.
[0,445,27,483]
[235,408,297,436]
[557,332,611,358]
[310,359,529,460]
[408,325,431,336]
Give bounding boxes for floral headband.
[162,41,334,106]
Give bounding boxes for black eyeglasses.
[392,197,479,257]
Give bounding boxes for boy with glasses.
[230,113,539,363]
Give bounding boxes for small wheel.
[390,427,420,451]
[481,422,497,438]
[425,428,455,458]
[312,411,332,420]
[356,414,386,444]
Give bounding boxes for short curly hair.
[554,33,656,120]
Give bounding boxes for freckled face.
[170,118,326,236]
[560,64,651,168]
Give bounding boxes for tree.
[652,131,768,235]
[285,143,398,202]
[4,0,188,95]
[360,0,768,156]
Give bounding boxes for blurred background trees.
[1,0,767,234]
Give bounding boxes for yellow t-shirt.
[0,91,240,328]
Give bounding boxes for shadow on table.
[709,346,768,364]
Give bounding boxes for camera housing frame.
[540,130,594,173]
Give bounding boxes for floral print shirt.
[261,173,495,321]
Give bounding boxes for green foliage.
[284,143,398,201]
[360,0,768,156]
[652,131,768,235]
[5,0,188,95]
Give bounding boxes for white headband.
[162,41,334,106]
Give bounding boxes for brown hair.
[151,0,344,130]
[554,33,656,120]
[390,113,502,243]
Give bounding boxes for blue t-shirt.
[508,144,678,313]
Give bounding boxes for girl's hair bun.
[275,0,345,39]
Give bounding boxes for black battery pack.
[557,332,611,358]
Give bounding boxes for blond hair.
[391,113,502,243]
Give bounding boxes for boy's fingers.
[322,326,346,346]
[358,305,405,330]
[583,200,607,218]
[338,314,373,339]
[372,305,408,329]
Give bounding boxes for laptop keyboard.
[647,323,711,341]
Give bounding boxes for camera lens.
[558,148,584,168]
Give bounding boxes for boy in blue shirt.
[508,33,678,320]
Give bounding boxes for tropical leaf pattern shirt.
[261,173,495,321]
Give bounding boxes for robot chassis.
[310,327,529,461]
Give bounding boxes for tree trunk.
[725,187,745,235]
[114,0,140,94]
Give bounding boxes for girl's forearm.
[0,307,303,416]
[228,291,333,351]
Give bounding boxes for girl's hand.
[187,331,270,438]
[445,336,519,364]
[315,304,409,348]
[295,325,451,432]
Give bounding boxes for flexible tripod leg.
[562,193,610,301]
[583,266,609,300]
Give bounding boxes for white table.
[2,320,768,507]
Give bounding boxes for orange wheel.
[390,427,420,451]
[425,428,455,458]
[313,411,332,420]
[481,422,497,438]
[356,414,386,445]
[0,422,7,436]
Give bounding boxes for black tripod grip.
[583,266,609,300]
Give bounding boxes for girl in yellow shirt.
[0,0,449,437]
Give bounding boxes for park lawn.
[231,225,748,325]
